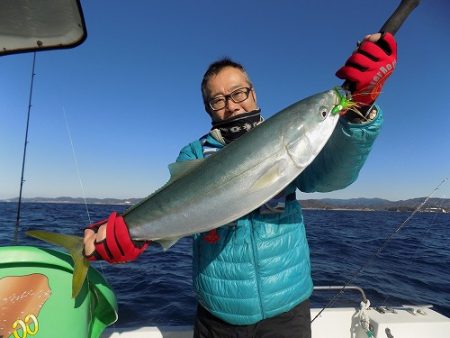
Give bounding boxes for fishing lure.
[332,86,359,116]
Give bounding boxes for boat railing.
[313,285,368,304]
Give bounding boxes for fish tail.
[26,230,90,298]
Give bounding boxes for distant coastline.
[0,196,141,206]
[1,196,449,213]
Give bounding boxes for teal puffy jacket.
[176,109,383,325]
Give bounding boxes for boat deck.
[102,305,450,338]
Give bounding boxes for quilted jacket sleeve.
[176,140,203,162]
[295,106,384,193]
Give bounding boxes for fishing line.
[63,107,111,325]
[380,190,448,308]
[311,177,448,323]
[14,52,37,244]
[63,107,92,224]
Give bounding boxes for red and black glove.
[84,212,149,263]
[336,32,397,107]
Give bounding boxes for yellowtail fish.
[28,87,350,298]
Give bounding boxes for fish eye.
[319,106,328,119]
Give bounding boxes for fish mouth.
[332,87,353,115]
[333,86,349,103]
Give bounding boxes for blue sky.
[1,0,449,201]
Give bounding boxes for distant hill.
[1,196,449,213]
[301,197,449,213]
[0,196,142,206]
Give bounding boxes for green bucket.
[0,246,118,338]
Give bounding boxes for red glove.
[336,32,397,107]
[84,212,149,263]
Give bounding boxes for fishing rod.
[14,52,37,244]
[312,0,421,323]
[342,0,420,92]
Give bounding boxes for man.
[84,32,397,337]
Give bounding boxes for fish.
[27,87,348,298]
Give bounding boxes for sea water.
[0,202,449,327]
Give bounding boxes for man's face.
[205,66,258,122]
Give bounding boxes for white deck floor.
[102,305,450,338]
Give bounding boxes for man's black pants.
[193,299,311,338]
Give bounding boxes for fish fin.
[168,159,204,182]
[286,137,311,168]
[123,160,205,217]
[155,237,181,251]
[249,162,284,192]
[26,230,89,299]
